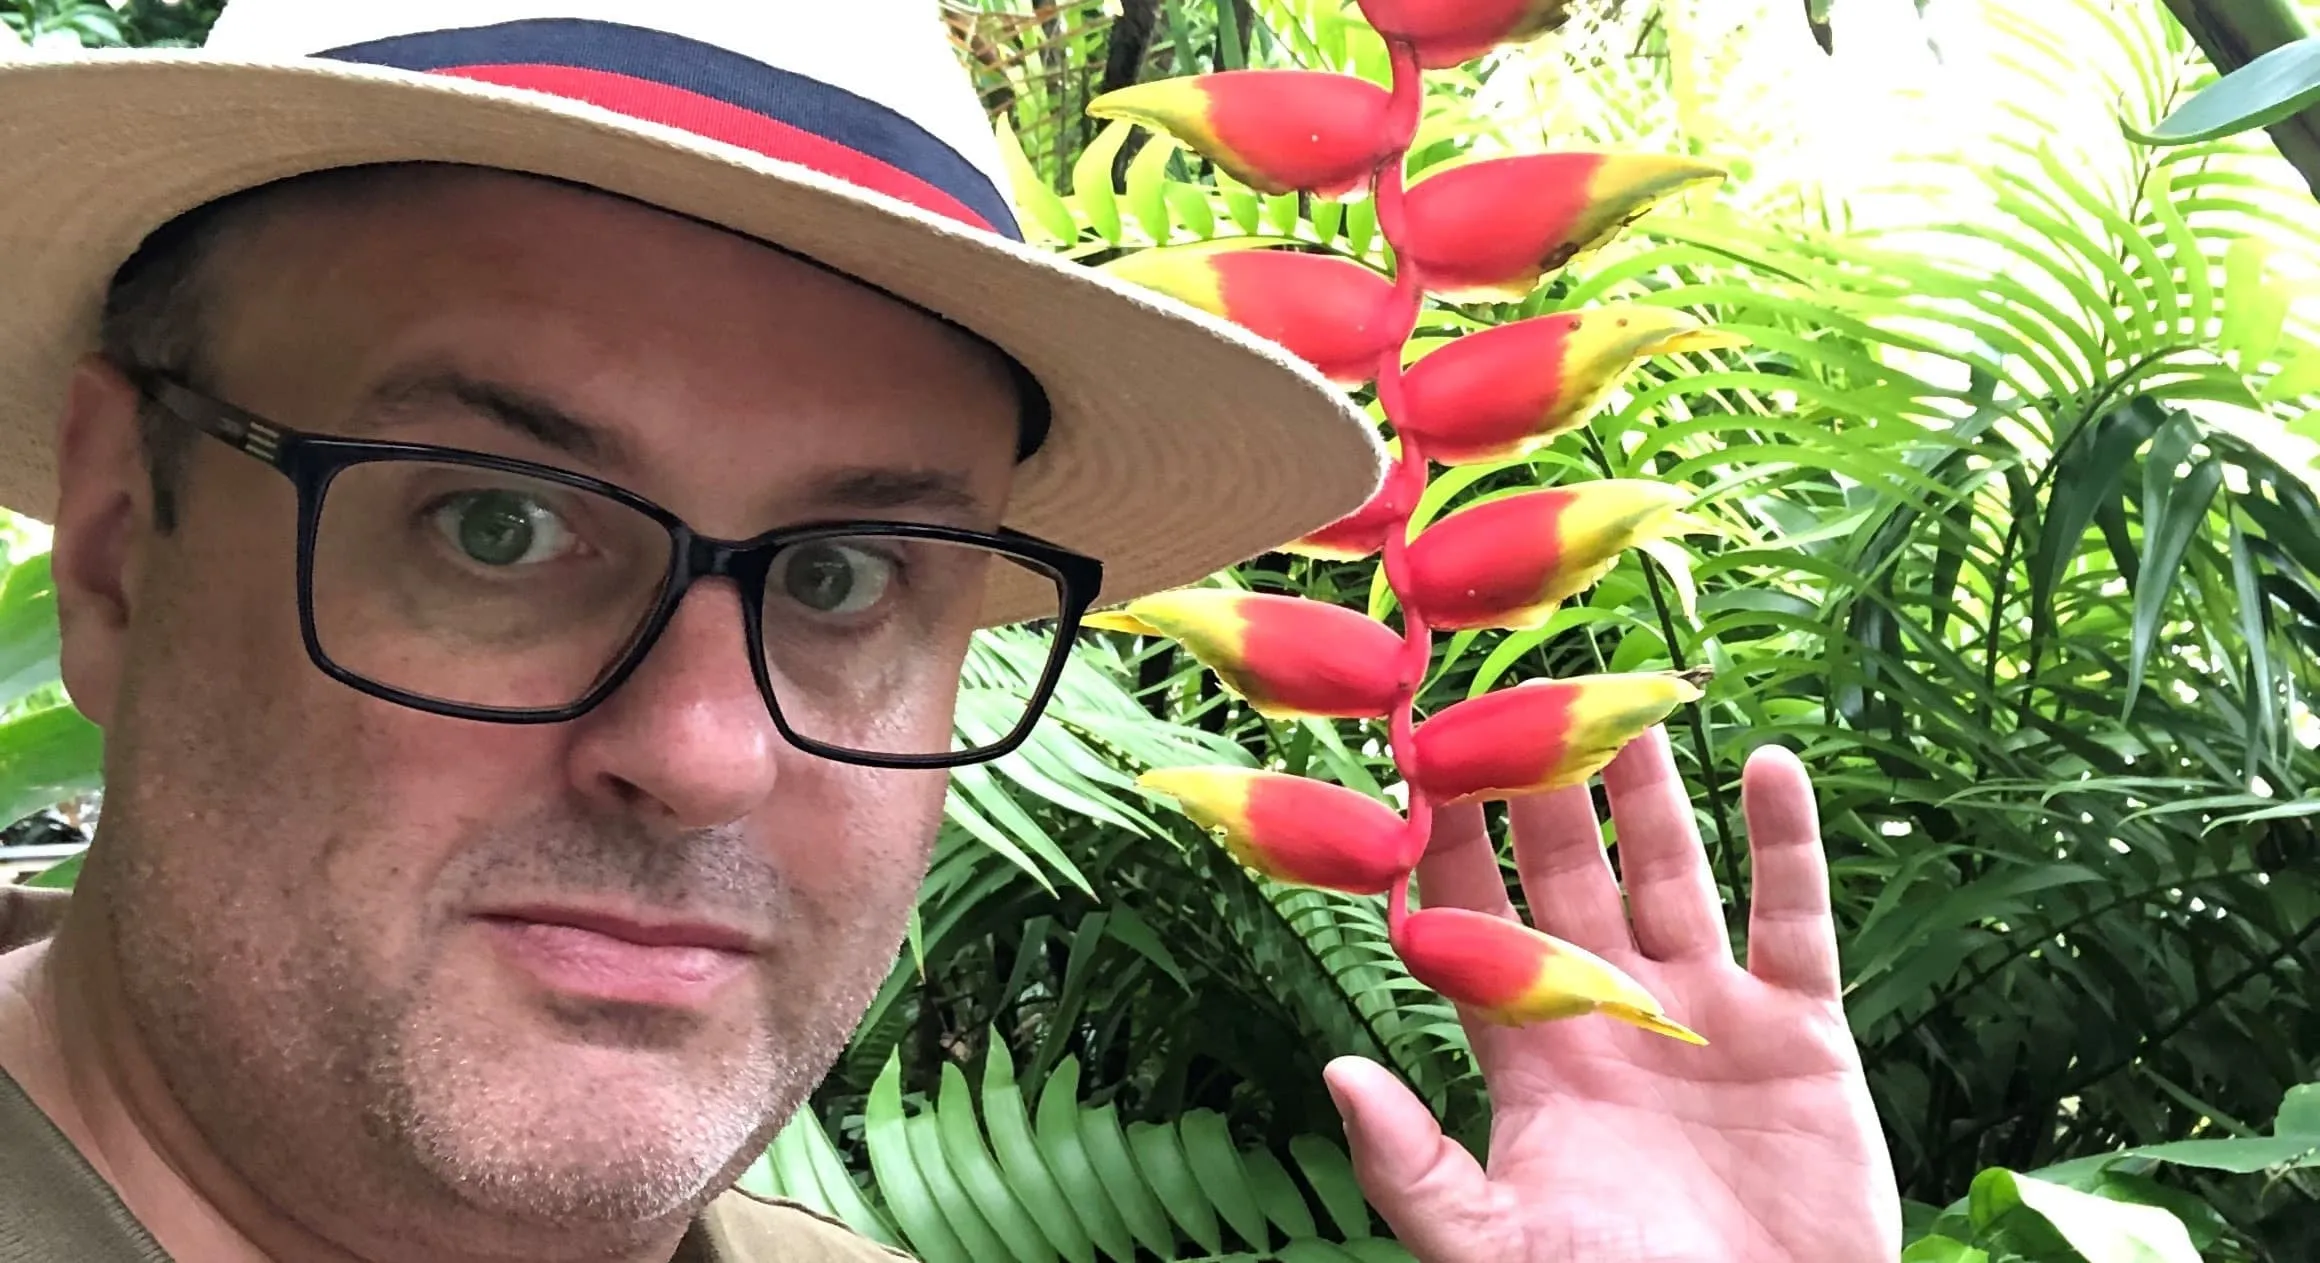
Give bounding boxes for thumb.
[1324,1056,1507,1261]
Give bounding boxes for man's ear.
[49,355,155,731]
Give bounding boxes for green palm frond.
[755,1040,1411,1263]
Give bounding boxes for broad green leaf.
[2034,400,2163,632]
[24,852,80,890]
[2125,36,2320,145]
[1310,198,1344,244]
[865,1054,969,1263]
[2227,519,2275,778]
[1900,1237,1988,1263]
[1071,120,1134,245]
[0,552,63,711]
[1972,1169,2199,1263]
[1127,1119,1223,1254]
[1217,169,1262,236]
[1125,135,1177,245]
[1177,1110,1270,1250]
[761,1108,904,1247]
[1028,1058,1139,1262]
[1165,181,1217,241]
[1212,0,1245,69]
[2113,1134,2320,1173]
[1072,1093,1176,1257]
[905,1113,1011,1263]
[2095,1170,2233,1249]
[0,704,102,827]
[2124,454,2222,715]
[995,114,1078,245]
[2276,1082,2320,1136]
[1288,1135,1372,1239]
[1237,1144,1319,1242]
[935,1061,1054,1262]
[1264,190,1301,239]
[1343,196,1377,258]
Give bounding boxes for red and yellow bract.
[1088,70,1397,198]
[1353,0,1574,68]
[1395,906,1705,1042]
[1401,480,1694,630]
[1085,589,1406,720]
[1138,767,1416,895]
[1399,154,1727,303]
[1399,304,1747,465]
[1102,242,1404,385]
[1410,673,1705,805]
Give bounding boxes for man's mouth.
[473,906,757,1008]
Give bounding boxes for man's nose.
[564,580,784,829]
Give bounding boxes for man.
[0,2,1902,1260]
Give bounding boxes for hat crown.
[201,0,1017,236]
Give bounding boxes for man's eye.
[430,489,577,568]
[775,542,896,615]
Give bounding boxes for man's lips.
[474,907,758,1008]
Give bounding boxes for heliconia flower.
[1399,304,1747,465]
[1082,589,1405,719]
[1354,0,1574,68]
[1138,767,1416,895]
[1398,154,1727,302]
[1087,71,1399,198]
[1101,241,1403,384]
[1394,906,1704,1042]
[1402,481,1694,630]
[1283,478,1402,560]
[1410,672,1704,804]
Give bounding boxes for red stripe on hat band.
[433,64,1000,234]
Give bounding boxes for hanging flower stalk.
[1085,2,1740,1044]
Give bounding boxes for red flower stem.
[1373,35,1430,944]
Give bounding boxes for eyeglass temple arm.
[130,371,291,469]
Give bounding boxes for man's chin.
[392,1030,779,1225]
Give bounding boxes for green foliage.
[746,1038,1406,1262]
[1908,1082,2320,1260]
[2126,36,2320,147]
[1,0,221,48]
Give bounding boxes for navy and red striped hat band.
[317,18,1025,244]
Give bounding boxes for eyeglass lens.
[303,459,1066,759]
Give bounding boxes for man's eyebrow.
[360,368,633,469]
[807,468,990,516]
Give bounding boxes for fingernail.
[1322,1058,1362,1129]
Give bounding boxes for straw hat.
[0,1,1385,607]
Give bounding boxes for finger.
[1739,743,1842,998]
[1600,725,1731,964]
[1506,784,1635,955]
[1323,1057,1506,1263]
[1414,802,1516,918]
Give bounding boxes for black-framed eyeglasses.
[124,369,1104,770]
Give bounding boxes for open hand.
[1326,728,1902,1261]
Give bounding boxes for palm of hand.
[1327,732,1902,1263]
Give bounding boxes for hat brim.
[0,52,1387,617]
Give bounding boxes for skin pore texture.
[2,166,1026,1263]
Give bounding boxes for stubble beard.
[106,807,903,1248]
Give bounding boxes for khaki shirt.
[0,885,909,1262]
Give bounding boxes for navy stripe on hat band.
[314,17,1024,243]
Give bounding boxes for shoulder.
[696,1188,917,1263]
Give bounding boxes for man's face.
[52,168,1022,1249]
